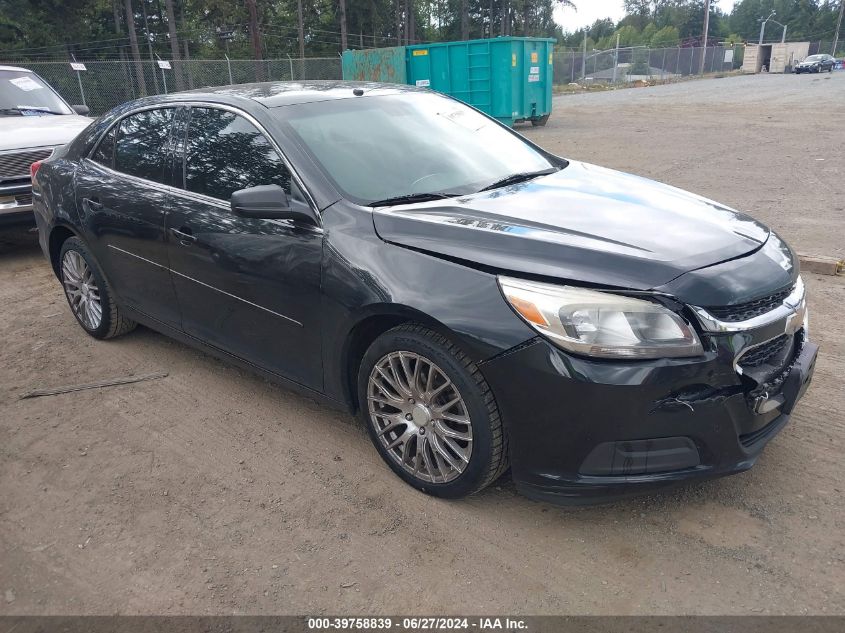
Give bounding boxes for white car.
[1,65,91,227]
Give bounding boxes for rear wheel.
[357,324,508,498]
[59,237,136,339]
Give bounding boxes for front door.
[165,106,323,390]
[74,106,180,328]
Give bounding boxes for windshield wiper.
[478,168,558,192]
[0,107,64,116]
[369,192,460,207]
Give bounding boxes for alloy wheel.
[61,250,102,330]
[367,351,473,483]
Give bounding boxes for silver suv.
[1,66,91,227]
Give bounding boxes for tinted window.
[184,107,292,201]
[91,125,116,167]
[114,108,174,183]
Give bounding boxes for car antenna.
[352,87,364,96]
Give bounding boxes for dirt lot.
[1,73,844,616]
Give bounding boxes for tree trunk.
[164,0,183,89]
[500,0,507,36]
[180,1,193,88]
[395,0,402,46]
[112,0,133,101]
[123,0,147,95]
[140,0,160,93]
[461,0,469,40]
[245,0,265,81]
[522,1,530,36]
[339,0,348,51]
[297,0,305,59]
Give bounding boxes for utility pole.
[699,0,710,74]
[834,0,844,56]
[612,32,620,83]
[581,31,586,80]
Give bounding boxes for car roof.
[171,80,426,108]
[0,65,31,72]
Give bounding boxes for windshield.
[0,69,73,115]
[278,92,558,204]
[804,55,824,62]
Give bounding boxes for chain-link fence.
[5,58,342,115]
[553,45,746,85]
[4,42,831,114]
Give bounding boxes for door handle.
[170,226,196,246]
[82,197,103,212]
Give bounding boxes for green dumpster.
[341,36,555,127]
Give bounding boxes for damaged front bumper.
[480,324,818,505]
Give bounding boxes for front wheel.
[357,324,508,498]
[59,237,137,339]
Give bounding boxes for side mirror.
[230,184,318,225]
[72,104,90,116]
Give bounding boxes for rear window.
[114,108,174,184]
[91,126,116,168]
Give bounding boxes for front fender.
[319,203,536,405]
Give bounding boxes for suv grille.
[738,334,789,369]
[0,149,53,182]
[706,285,793,322]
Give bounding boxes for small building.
[742,42,811,73]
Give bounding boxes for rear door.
[74,106,180,327]
[165,105,324,390]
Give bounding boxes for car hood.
[372,160,770,291]
[0,114,91,152]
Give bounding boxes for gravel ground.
[1,73,844,616]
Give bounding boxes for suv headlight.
[498,276,703,359]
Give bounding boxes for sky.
[554,0,738,33]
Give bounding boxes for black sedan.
[32,82,817,504]
[794,54,836,73]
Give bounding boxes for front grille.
[15,193,33,206]
[0,149,52,182]
[739,334,789,369]
[706,285,793,322]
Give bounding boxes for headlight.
[498,276,703,359]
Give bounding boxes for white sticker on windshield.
[10,76,43,91]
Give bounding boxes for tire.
[357,324,508,499]
[59,237,137,340]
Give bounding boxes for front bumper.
[481,332,817,505]
[0,180,35,227]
